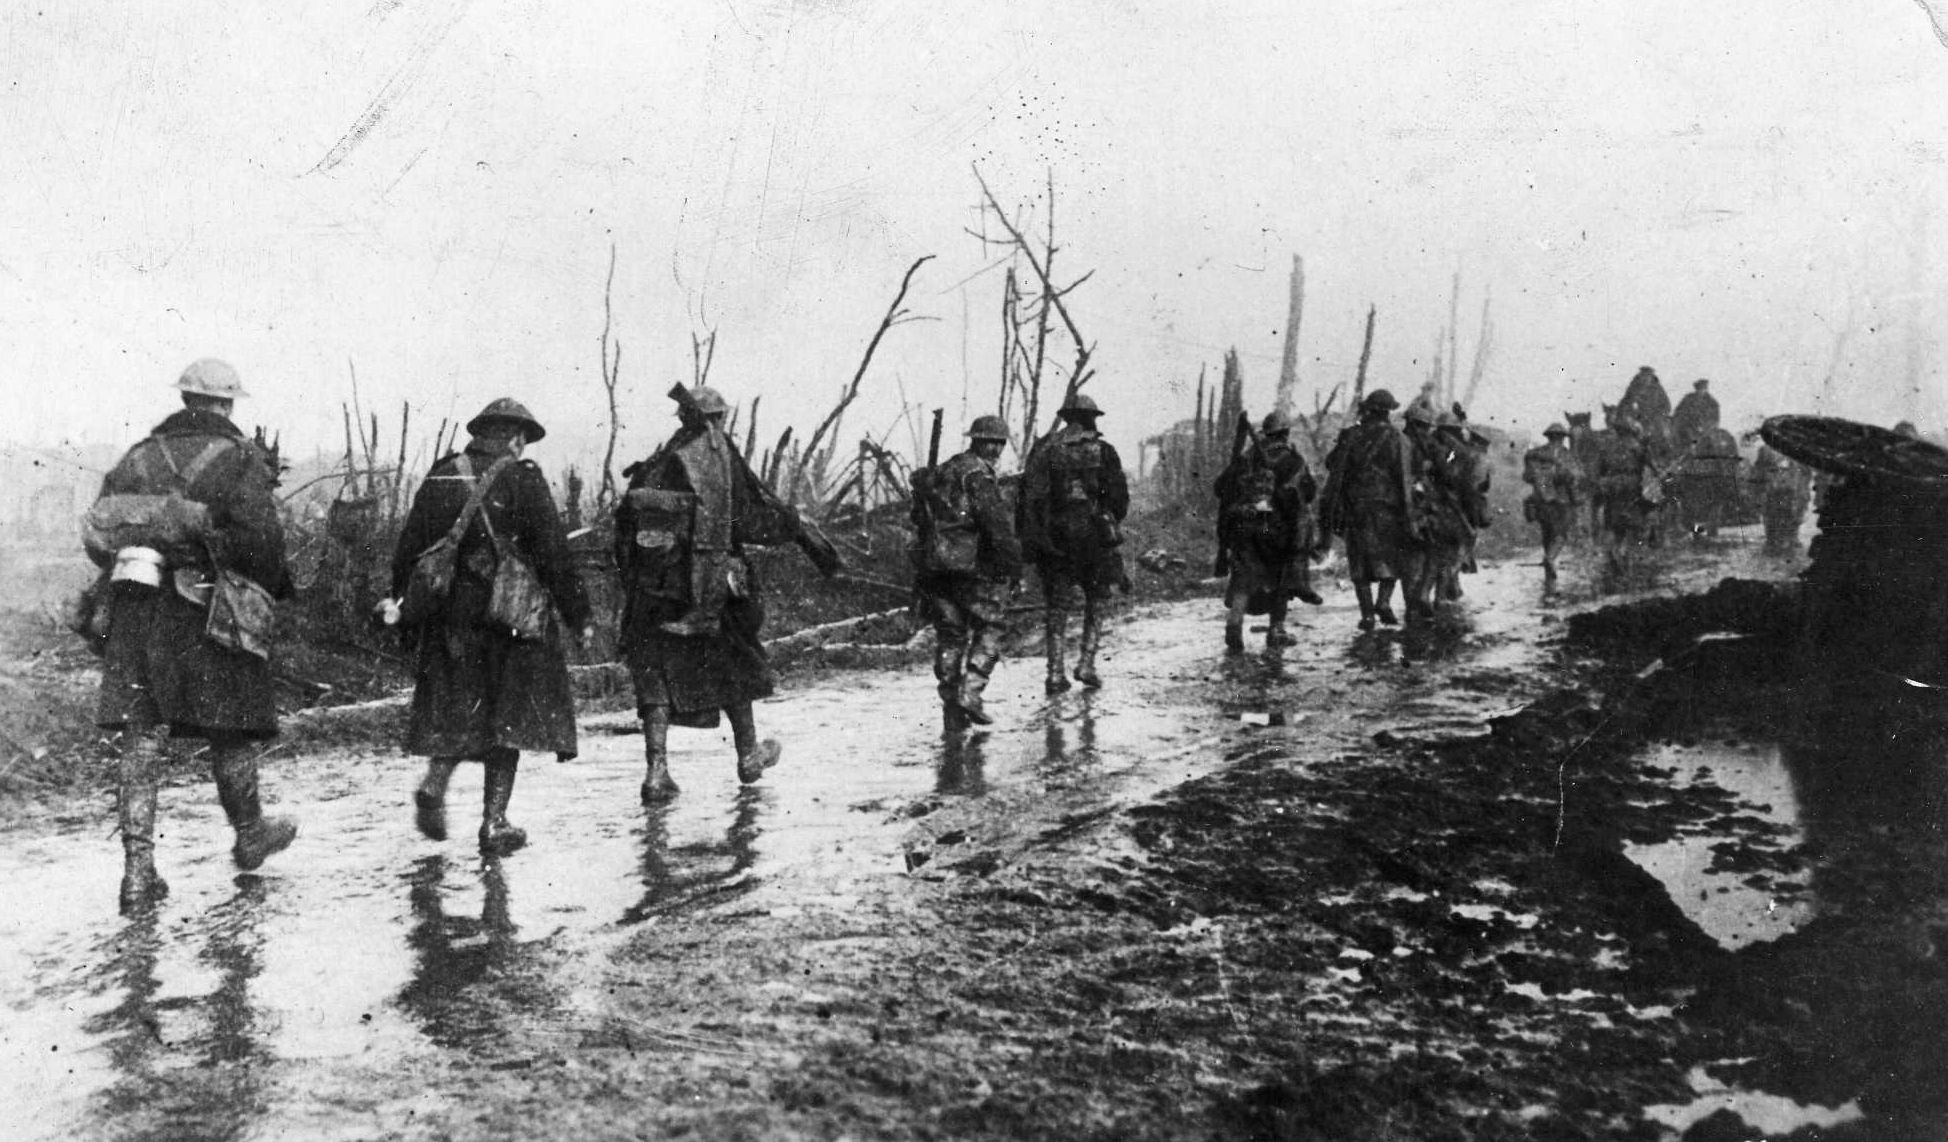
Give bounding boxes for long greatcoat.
[614,424,804,728]
[92,408,292,739]
[1016,422,1131,594]
[1214,439,1317,612]
[390,443,590,759]
[1321,418,1418,581]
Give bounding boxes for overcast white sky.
[5,0,1948,472]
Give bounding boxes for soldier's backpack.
[914,462,981,574]
[81,437,229,563]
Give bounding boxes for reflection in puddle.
[1644,1064,1863,1136]
[1623,741,1813,949]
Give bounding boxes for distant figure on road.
[616,385,842,803]
[1618,366,1674,451]
[1671,378,1720,450]
[389,398,591,856]
[1018,393,1130,693]
[1750,444,1812,554]
[1320,389,1421,630]
[85,359,298,914]
[1213,410,1323,651]
[1590,414,1658,572]
[911,415,1024,728]
[1522,423,1583,584]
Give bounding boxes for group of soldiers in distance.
[81,357,1816,918]
[1522,366,1816,582]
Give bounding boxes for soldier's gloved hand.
[577,623,597,649]
[373,598,402,627]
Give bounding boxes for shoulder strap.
[148,436,234,493]
[437,453,515,550]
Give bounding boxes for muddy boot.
[730,704,783,784]
[1353,581,1377,631]
[1224,617,1245,652]
[1374,581,1399,626]
[956,670,995,725]
[117,734,169,915]
[640,706,679,804]
[1293,563,1324,607]
[479,749,527,855]
[1044,610,1071,695]
[1073,607,1103,689]
[1265,601,1295,648]
[955,628,1003,726]
[934,633,969,726]
[414,758,459,841]
[212,744,298,872]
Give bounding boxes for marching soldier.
[1018,393,1130,693]
[616,386,842,803]
[1523,423,1583,583]
[1591,413,1658,571]
[1213,411,1323,651]
[912,415,1024,727]
[387,398,591,855]
[85,359,298,914]
[1751,443,1812,554]
[1320,389,1419,631]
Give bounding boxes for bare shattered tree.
[597,243,624,510]
[784,254,936,513]
[969,167,1099,447]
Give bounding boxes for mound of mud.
[1569,577,1798,651]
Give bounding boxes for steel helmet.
[175,358,249,400]
[1059,393,1103,418]
[684,386,730,417]
[466,397,547,442]
[1403,402,1437,426]
[967,414,1010,441]
[1360,389,1399,413]
[1261,411,1293,436]
[1543,423,1569,438]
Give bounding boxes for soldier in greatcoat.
[1213,411,1323,651]
[1399,404,1465,619]
[1590,413,1659,571]
[1751,444,1812,554]
[1017,393,1130,693]
[912,415,1024,727]
[87,360,298,914]
[1432,408,1492,603]
[1671,379,1720,450]
[1321,389,1422,630]
[1522,423,1583,583]
[387,398,591,855]
[616,386,842,803]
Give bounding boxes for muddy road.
[5,540,1942,1140]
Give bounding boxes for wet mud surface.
[5,532,1944,1140]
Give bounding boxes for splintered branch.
[972,166,1096,414]
[800,254,936,479]
[598,242,623,508]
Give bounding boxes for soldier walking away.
[1018,393,1130,693]
[911,415,1024,728]
[84,359,298,915]
[1750,443,1812,554]
[1430,408,1492,605]
[1214,411,1324,651]
[385,399,592,856]
[1523,424,1584,584]
[1671,378,1720,450]
[1590,414,1659,573]
[1320,389,1420,630]
[1618,365,1674,451]
[616,386,843,803]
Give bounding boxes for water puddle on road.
[1644,1064,1864,1137]
[1623,740,1813,949]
